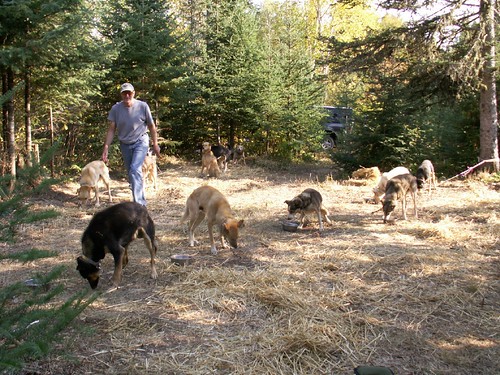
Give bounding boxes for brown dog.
[76,202,158,289]
[201,142,221,178]
[352,166,380,181]
[382,173,418,223]
[180,185,244,255]
[77,160,112,206]
[285,188,331,231]
[142,153,158,190]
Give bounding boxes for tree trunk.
[479,0,499,171]
[49,106,55,178]
[2,71,8,175]
[24,68,33,167]
[6,68,16,187]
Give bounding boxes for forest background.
[1,0,499,178]
[1,0,499,372]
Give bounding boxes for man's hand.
[152,144,161,158]
[102,145,109,164]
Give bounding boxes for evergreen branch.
[0,266,99,371]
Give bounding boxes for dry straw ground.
[1,157,499,375]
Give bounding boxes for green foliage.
[169,0,265,154]
[0,144,97,372]
[0,249,58,263]
[100,0,186,112]
[0,146,61,242]
[323,4,488,176]
[330,71,480,176]
[0,265,98,372]
[166,0,327,161]
[250,2,325,160]
[0,0,492,171]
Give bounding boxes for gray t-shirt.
[108,99,154,144]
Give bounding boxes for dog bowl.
[170,254,193,266]
[24,278,50,291]
[282,220,300,232]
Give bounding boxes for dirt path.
[1,159,499,374]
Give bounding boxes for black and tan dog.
[180,185,244,255]
[416,159,437,195]
[210,143,232,172]
[285,188,331,231]
[76,202,158,289]
[382,173,418,223]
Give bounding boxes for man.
[102,83,160,206]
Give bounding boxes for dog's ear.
[76,255,100,271]
[284,200,290,204]
[237,219,245,228]
[76,255,85,270]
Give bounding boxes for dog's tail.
[180,205,189,224]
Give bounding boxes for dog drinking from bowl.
[381,173,418,223]
[284,188,331,231]
[180,185,244,255]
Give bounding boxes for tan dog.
[180,185,244,255]
[382,174,418,223]
[142,153,158,190]
[284,188,331,231]
[352,166,380,181]
[77,160,112,206]
[201,142,220,178]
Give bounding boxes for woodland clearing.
[1,157,499,375]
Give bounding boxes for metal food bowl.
[282,220,300,232]
[170,254,193,266]
[24,278,50,291]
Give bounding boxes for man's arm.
[102,121,116,163]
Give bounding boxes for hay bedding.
[1,158,499,374]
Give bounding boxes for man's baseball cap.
[120,83,135,93]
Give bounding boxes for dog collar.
[82,255,101,269]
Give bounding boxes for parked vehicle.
[320,106,353,149]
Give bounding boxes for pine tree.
[0,147,98,371]
[255,2,324,159]
[100,0,186,124]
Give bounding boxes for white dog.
[372,166,410,204]
[142,153,158,190]
[77,161,112,206]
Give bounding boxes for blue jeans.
[120,133,149,206]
